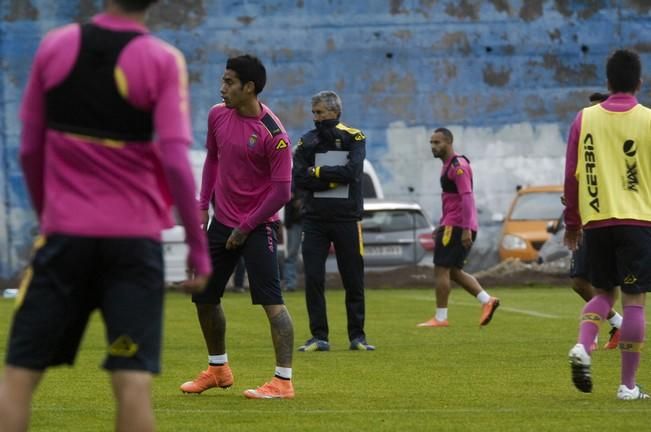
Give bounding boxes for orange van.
[498,185,563,262]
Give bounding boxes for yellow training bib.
[576,104,651,224]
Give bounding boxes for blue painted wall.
[2,0,651,281]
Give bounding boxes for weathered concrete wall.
[2,0,651,279]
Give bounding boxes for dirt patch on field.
[350,258,570,289]
[472,258,569,287]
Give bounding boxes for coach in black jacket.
[293,90,375,352]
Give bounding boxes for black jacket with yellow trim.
[292,122,366,222]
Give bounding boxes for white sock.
[209,354,228,365]
[609,312,623,328]
[275,366,292,380]
[435,308,448,322]
[476,291,491,304]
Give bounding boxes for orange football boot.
[180,364,234,394]
[479,297,500,326]
[243,377,295,399]
[417,318,449,327]
[604,327,621,350]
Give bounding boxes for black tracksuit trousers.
[301,219,366,342]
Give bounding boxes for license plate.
[364,245,402,256]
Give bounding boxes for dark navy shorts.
[433,226,476,269]
[192,218,283,306]
[6,235,164,373]
[583,226,651,294]
[569,243,589,279]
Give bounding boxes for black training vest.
[440,155,472,193]
[45,23,153,141]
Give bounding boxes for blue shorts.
[192,218,283,305]
[569,244,589,279]
[433,226,476,269]
[583,226,651,294]
[6,235,164,373]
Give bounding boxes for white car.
[161,225,189,284]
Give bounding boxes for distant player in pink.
[180,55,296,400]
[417,127,500,328]
[0,1,211,431]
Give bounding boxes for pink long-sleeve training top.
[198,103,292,233]
[439,153,478,231]
[20,13,210,274]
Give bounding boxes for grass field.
[1,286,650,431]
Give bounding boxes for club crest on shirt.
[456,168,464,176]
[248,133,258,148]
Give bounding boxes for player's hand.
[563,228,582,252]
[180,273,210,294]
[199,210,209,231]
[225,227,249,250]
[461,229,473,249]
[181,252,211,293]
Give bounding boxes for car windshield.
[510,192,562,220]
[362,210,430,233]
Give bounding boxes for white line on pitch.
[404,295,562,318]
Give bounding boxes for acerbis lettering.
[583,134,600,212]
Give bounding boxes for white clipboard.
[314,151,350,198]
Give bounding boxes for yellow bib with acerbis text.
[576,104,651,224]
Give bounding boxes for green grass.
[1,286,651,431]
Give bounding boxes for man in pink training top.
[179,54,295,399]
[565,49,651,400]
[0,1,211,431]
[417,128,500,328]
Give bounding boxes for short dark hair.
[606,49,641,93]
[588,92,609,103]
[226,55,267,95]
[112,0,158,12]
[434,127,454,144]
